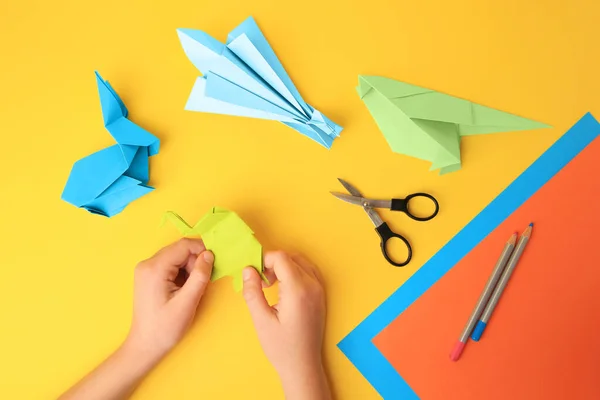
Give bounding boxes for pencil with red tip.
[449,232,518,361]
[471,222,533,341]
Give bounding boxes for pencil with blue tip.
[471,223,533,341]
[450,232,518,361]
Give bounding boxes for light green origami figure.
[357,76,550,174]
[162,207,265,292]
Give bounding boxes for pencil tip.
[514,232,518,235]
[529,222,534,227]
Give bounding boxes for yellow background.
[1,0,598,398]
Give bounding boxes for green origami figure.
[162,207,265,292]
[357,75,551,174]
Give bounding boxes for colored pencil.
[450,232,517,361]
[471,223,533,341]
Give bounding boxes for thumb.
[173,250,214,310]
[243,267,275,327]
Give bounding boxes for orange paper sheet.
[374,135,600,400]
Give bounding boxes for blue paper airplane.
[177,16,342,149]
[61,72,160,217]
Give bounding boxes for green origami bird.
[357,76,551,174]
[162,207,265,292]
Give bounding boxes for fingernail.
[243,267,253,281]
[203,251,214,264]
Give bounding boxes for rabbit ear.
[95,71,128,126]
[161,211,193,235]
[95,71,160,153]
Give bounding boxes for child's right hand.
[242,251,331,400]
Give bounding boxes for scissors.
[331,178,439,267]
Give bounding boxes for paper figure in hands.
[163,207,265,292]
[61,72,160,217]
[357,75,550,174]
[177,16,342,149]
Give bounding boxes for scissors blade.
[330,192,364,206]
[331,192,393,209]
[335,179,384,227]
[337,178,363,197]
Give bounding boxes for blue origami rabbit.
[61,72,160,217]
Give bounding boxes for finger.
[153,238,205,269]
[183,253,199,275]
[291,254,323,284]
[171,250,214,310]
[243,267,276,326]
[263,251,300,283]
[261,267,277,288]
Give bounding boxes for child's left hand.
[126,238,214,359]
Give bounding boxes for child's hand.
[242,251,331,400]
[126,238,214,359]
[59,239,214,400]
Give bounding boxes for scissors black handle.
[375,222,412,267]
[391,193,439,221]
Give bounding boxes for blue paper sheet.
[177,16,342,148]
[61,72,160,217]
